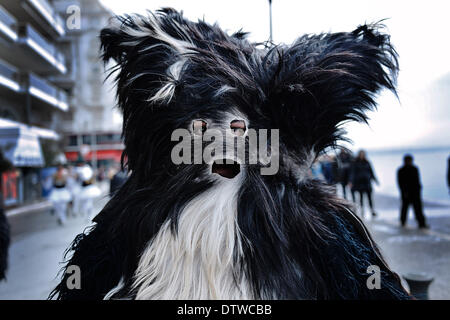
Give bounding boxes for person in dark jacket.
[320,155,339,189]
[349,150,378,217]
[336,149,354,200]
[397,154,428,229]
[447,156,450,194]
[0,150,12,280]
[109,167,128,197]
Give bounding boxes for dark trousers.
[340,183,348,200]
[400,192,426,227]
[352,189,374,214]
[0,207,10,280]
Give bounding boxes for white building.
[0,0,69,206]
[0,0,122,207]
[54,0,123,169]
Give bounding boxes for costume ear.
[99,9,202,172]
[99,8,195,107]
[267,23,398,153]
[99,19,131,64]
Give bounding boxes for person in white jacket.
[66,165,81,217]
[78,164,101,222]
[49,165,72,225]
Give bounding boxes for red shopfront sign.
[2,170,19,206]
[65,149,123,162]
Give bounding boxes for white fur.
[147,59,187,104]
[147,82,176,104]
[214,85,236,98]
[283,151,316,183]
[115,14,194,55]
[113,14,195,104]
[127,175,253,300]
[103,278,125,300]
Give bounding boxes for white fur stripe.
[147,59,187,104]
[129,176,252,300]
[103,278,125,300]
[114,14,194,104]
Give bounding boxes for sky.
[99,0,450,150]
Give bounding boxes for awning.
[0,118,59,140]
[0,126,44,167]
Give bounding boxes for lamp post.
[268,0,273,43]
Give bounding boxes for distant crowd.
[311,149,435,229]
[45,151,450,229]
[46,162,129,226]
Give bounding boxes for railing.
[0,5,17,40]
[56,89,69,108]
[0,59,20,91]
[28,73,68,110]
[18,24,66,68]
[54,13,65,33]
[20,24,52,55]
[29,72,57,97]
[54,50,65,66]
[0,59,17,82]
[0,5,16,29]
[26,0,65,36]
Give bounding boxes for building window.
[96,133,121,144]
[82,135,93,145]
[68,135,78,146]
[0,107,18,121]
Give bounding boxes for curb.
[5,200,53,217]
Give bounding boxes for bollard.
[403,272,434,300]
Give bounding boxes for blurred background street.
[0,190,449,299]
[367,204,450,299]
[0,183,108,299]
[0,0,449,300]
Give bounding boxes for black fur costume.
[51,9,410,300]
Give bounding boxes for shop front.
[0,125,44,207]
[64,132,124,173]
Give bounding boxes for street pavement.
[0,190,449,300]
[0,184,109,300]
[365,207,450,300]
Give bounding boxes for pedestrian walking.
[49,165,72,226]
[349,150,378,217]
[78,164,101,222]
[447,155,450,194]
[66,165,81,217]
[320,155,338,190]
[336,149,353,200]
[0,149,12,280]
[109,166,128,197]
[397,154,428,229]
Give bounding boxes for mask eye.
[230,120,246,136]
[193,120,207,135]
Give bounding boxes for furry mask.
[51,8,409,300]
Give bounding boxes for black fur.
[0,150,11,281]
[0,208,10,281]
[50,8,409,300]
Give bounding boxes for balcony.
[23,0,65,37]
[0,5,17,42]
[28,73,68,111]
[17,24,66,74]
[0,59,20,92]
